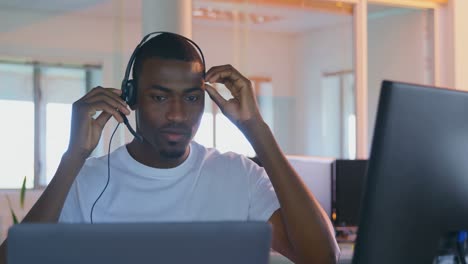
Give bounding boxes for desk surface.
[269,243,353,264]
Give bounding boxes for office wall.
[0,6,140,78]
[192,27,297,153]
[367,9,433,148]
[293,21,354,156]
[293,9,433,156]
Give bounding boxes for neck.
[126,139,190,169]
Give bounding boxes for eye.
[185,95,199,102]
[152,95,167,102]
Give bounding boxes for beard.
[159,148,186,159]
[159,141,188,159]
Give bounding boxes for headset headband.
[123,31,206,83]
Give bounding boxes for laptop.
[8,222,272,264]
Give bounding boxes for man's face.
[135,57,205,159]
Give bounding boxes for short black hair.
[132,33,204,82]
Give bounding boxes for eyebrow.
[149,85,203,93]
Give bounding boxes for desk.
[269,254,352,264]
[269,243,353,264]
[338,243,353,264]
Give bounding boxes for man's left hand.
[204,65,264,129]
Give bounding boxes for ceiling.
[0,0,105,13]
[0,0,414,33]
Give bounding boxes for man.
[0,33,339,264]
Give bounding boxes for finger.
[96,87,127,107]
[95,111,113,128]
[207,72,246,98]
[222,79,239,94]
[99,87,122,95]
[109,88,122,94]
[205,66,224,80]
[102,87,124,99]
[82,86,122,100]
[205,65,235,80]
[86,95,130,115]
[82,86,104,99]
[206,65,246,82]
[86,98,130,117]
[205,84,227,108]
[206,69,246,90]
[206,66,235,83]
[88,101,125,123]
[85,94,130,115]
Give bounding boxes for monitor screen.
[332,159,368,227]
[352,81,468,264]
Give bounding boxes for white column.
[354,0,369,159]
[432,7,442,87]
[435,3,454,88]
[142,0,192,38]
[435,0,468,91]
[452,0,468,91]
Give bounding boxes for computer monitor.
[332,159,368,227]
[8,222,272,264]
[352,81,468,264]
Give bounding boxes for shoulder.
[75,145,127,182]
[86,145,127,166]
[81,151,111,172]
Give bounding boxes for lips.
[160,129,189,142]
[162,133,186,142]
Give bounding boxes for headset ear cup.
[126,80,137,107]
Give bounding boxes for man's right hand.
[0,87,132,264]
[66,86,131,159]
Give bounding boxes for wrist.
[237,115,267,132]
[49,150,88,183]
[239,118,270,136]
[63,148,89,164]
[238,118,271,143]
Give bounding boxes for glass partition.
[367,4,435,149]
[192,0,356,158]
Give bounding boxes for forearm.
[0,151,85,264]
[0,242,5,264]
[23,151,86,223]
[243,121,339,264]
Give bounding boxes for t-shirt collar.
[117,142,198,179]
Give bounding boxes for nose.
[166,98,188,122]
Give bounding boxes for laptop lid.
[8,222,272,264]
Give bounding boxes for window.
[0,61,101,189]
[193,78,274,158]
[193,94,255,156]
[0,63,34,189]
[321,71,356,159]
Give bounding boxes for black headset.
[90,32,207,223]
[119,31,207,142]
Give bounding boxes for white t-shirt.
[59,141,280,223]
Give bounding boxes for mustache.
[159,123,192,134]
